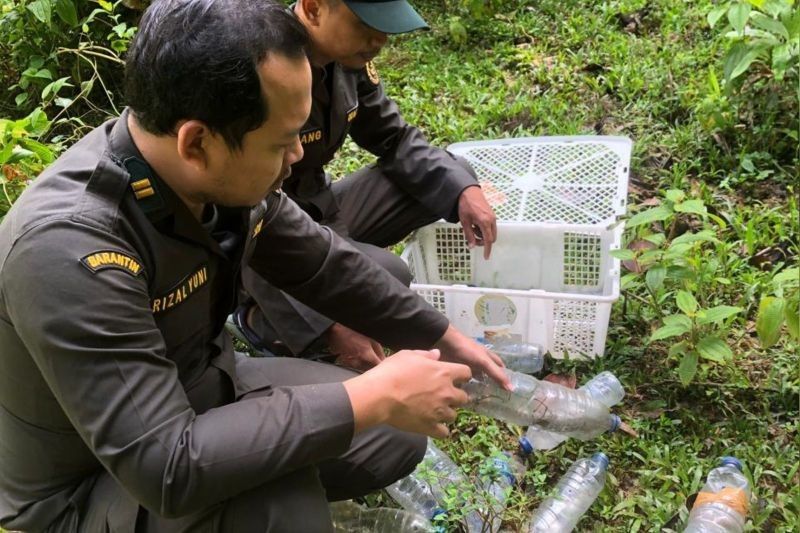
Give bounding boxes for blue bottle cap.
[518,436,534,455]
[609,414,621,432]
[720,456,743,471]
[592,452,610,470]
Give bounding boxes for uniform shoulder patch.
[80,250,144,277]
[365,61,380,85]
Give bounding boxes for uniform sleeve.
[2,220,355,518]
[247,193,449,349]
[348,66,478,222]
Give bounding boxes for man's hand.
[343,350,471,438]
[458,185,497,259]
[325,322,384,372]
[435,325,511,390]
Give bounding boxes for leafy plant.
[0,108,57,220]
[614,190,745,385]
[756,267,799,348]
[707,0,799,86]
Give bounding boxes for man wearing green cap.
[235,0,498,367]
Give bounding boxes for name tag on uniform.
[151,264,208,314]
[300,128,322,145]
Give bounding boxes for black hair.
[125,0,308,149]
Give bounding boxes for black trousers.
[71,358,426,533]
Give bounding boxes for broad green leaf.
[750,11,789,38]
[26,108,50,136]
[669,340,688,357]
[27,0,52,24]
[627,205,672,227]
[33,68,53,80]
[756,296,786,348]
[643,233,666,246]
[663,314,693,330]
[611,249,635,260]
[708,213,728,229]
[708,5,728,28]
[676,290,698,316]
[697,336,733,362]
[0,143,14,166]
[19,139,55,163]
[678,350,699,386]
[665,189,685,203]
[671,230,718,246]
[15,93,28,106]
[54,0,78,26]
[668,266,693,280]
[728,2,752,34]
[773,267,799,286]
[646,265,667,291]
[785,297,799,340]
[621,272,640,290]
[674,199,707,215]
[724,43,765,83]
[98,0,113,11]
[650,323,691,342]
[696,305,742,325]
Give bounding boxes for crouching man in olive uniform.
[0,1,509,531]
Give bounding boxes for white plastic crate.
[402,136,632,358]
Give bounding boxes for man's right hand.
[342,349,471,438]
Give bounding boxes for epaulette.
[123,156,165,215]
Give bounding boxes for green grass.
[332,0,799,531]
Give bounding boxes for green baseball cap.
[343,1,429,34]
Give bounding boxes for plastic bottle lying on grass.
[524,371,625,451]
[329,500,434,533]
[683,457,750,533]
[386,439,479,528]
[478,337,545,374]
[466,439,534,533]
[528,452,609,533]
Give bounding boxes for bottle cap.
[518,436,534,455]
[609,414,621,432]
[720,456,743,471]
[592,452,610,470]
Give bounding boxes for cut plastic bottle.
[524,371,625,451]
[528,452,609,533]
[478,337,545,374]
[683,457,750,533]
[463,369,620,436]
[329,500,434,532]
[466,439,535,533]
[386,439,478,528]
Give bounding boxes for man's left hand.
[458,185,497,259]
[434,325,511,390]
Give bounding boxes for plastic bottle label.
[693,487,749,517]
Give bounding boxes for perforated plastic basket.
[401,136,632,358]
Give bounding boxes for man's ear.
[176,120,212,172]
[298,0,324,27]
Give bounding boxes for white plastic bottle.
[329,500,435,532]
[524,371,625,451]
[683,457,750,533]
[528,452,609,533]
[463,369,618,436]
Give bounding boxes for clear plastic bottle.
[463,369,619,436]
[479,337,545,374]
[528,452,610,533]
[386,440,466,521]
[466,439,535,533]
[525,371,625,451]
[329,500,435,533]
[683,457,750,533]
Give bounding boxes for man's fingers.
[480,220,496,259]
[483,360,512,391]
[450,387,469,407]
[443,361,472,384]
[371,341,385,360]
[416,348,441,361]
[486,348,505,368]
[461,219,477,248]
[431,423,450,439]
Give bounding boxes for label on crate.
[474,294,517,327]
